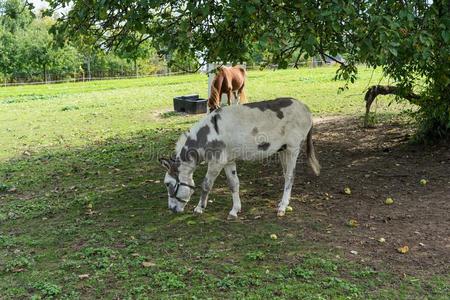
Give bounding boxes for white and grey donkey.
[159,98,320,219]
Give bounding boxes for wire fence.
[0,70,195,87]
[1,59,337,87]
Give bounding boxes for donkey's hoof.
[277,210,286,217]
[227,213,238,221]
[193,207,204,214]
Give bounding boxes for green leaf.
[99,9,108,20]
[388,47,398,57]
[441,31,450,43]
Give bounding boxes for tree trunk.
[86,56,91,80]
[364,85,420,127]
[134,59,138,77]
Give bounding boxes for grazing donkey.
[159,98,320,219]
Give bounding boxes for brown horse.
[208,66,247,112]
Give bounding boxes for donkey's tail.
[306,124,321,176]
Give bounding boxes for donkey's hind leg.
[277,148,300,217]
[279,150,288,177]
[224,162,241,220]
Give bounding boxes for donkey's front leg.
[194,163,224,214]
[277,149,300,217]
[224,163,241,219]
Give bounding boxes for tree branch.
[321,51,347,66]
[293,50,303,68]
[317,41,347,67]
[169,62,204,74]
[364,85,420,126]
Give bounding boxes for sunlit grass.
[0,67,442,299]
[0,66,409,161]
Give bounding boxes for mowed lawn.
[1,67,446,299]
[0,66,406,161]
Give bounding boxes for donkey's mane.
[175,132,188,156]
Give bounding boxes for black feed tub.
[173,94,207,114]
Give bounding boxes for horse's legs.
[277,148,300,216]
[226,90,232,106]
[224,162,241,219]
[194,163,224,214]
[237,84,246,103]
[232,91,239,104]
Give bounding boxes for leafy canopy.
[0,0,167,81]
[47,1,450,138]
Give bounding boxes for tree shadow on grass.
[0,128,179,220]
[281,116,449,276]
[0,116,449,298]
[0,115,449,278]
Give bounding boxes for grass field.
[1,67,446,299]
[0,66,408,161]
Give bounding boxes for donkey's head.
[159,157,195,213]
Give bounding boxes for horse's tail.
[239,88,247,103]
[306,124,321,176]
[208,73,224,111]
[237,66,247,104]
[237,65,247,76]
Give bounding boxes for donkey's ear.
[158,158,171,170]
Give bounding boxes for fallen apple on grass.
[385,197,394,205]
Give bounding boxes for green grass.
[0,67,442,299]
[0,66,411,161]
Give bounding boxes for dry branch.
[364,85,420,126]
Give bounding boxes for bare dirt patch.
[290,116,450,277]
